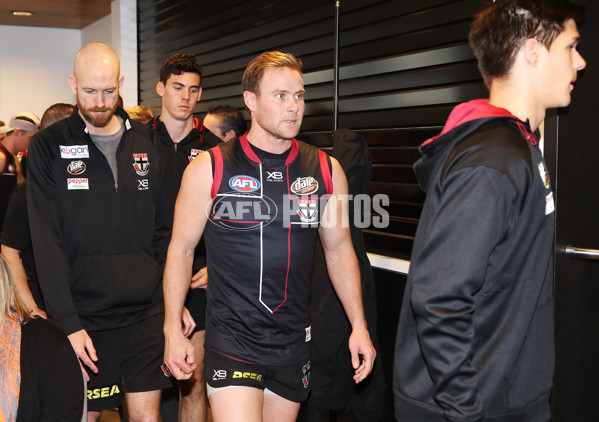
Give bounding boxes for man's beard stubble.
[78,99,117,128]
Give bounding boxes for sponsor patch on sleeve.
[67,178,89,190]
[545,191,554,215]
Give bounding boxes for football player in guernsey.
[163,51,376,422]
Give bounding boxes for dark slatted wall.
[137,0,489,261]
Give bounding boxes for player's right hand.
[67,329,98,382]
[164,330,197,380]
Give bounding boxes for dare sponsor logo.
[87,384,121,400]
[290,176,318,195]
[60,145,89,159]
[67,178,89,190]
[229,175,260,193]
[67,160,86,175]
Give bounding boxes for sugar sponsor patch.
[67,178,89,190]
[305,325,311,342]
[60,145,89,159]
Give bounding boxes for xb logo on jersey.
[267,171,283,182]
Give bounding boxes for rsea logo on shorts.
[232,371,263,382]
[87,384,121,400]
[229,175,260,193]
[60,145,89,159]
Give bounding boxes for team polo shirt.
[205,134,332,365]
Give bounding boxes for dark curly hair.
[159,53,203,85]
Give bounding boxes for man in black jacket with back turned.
[394,1,587,421]
[27,43,172,422]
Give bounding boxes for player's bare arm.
[163,151,213,380]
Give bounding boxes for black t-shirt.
[1,182,43,309]
[17,317,84,421]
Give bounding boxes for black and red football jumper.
[205,134,332,366]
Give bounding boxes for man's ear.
[523,37,545,67]
[118,75,125,92]
[224,129,236,142]
[156,81,165,97]
[195,86,203,102]
[68,74,77,95]
[243,91,256,112]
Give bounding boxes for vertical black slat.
[333,1,340,131]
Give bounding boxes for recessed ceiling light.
[11,11,34,17]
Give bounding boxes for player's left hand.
[348,327,376,383]
[181,306,196,337]
[190,267,208,290]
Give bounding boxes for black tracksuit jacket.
[27,107,170,335]
[394,100,555,422]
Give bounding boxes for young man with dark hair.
[163,51,375,422]
[393,1,586,421]
[150,52,220,422]
[203,105,247,142]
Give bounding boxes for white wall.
[80,0,137,108]
[0,0,138,122]
[0,25,79,121]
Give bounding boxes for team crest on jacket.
[538,162,550,189]
[229,175,260,193]
[302,361,311,388]
[189,149,204,162]
[133,153,150,176]
[67,160,86,175]
[291,177,318,195]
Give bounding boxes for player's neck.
[489,80,544,132]
[246,127,293,154]
[160,113,194,143]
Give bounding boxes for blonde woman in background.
[0,256,84,421]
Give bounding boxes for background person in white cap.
[0,111,40,234]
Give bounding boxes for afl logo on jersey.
[291,176,318,195]
[229,175,260,193]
